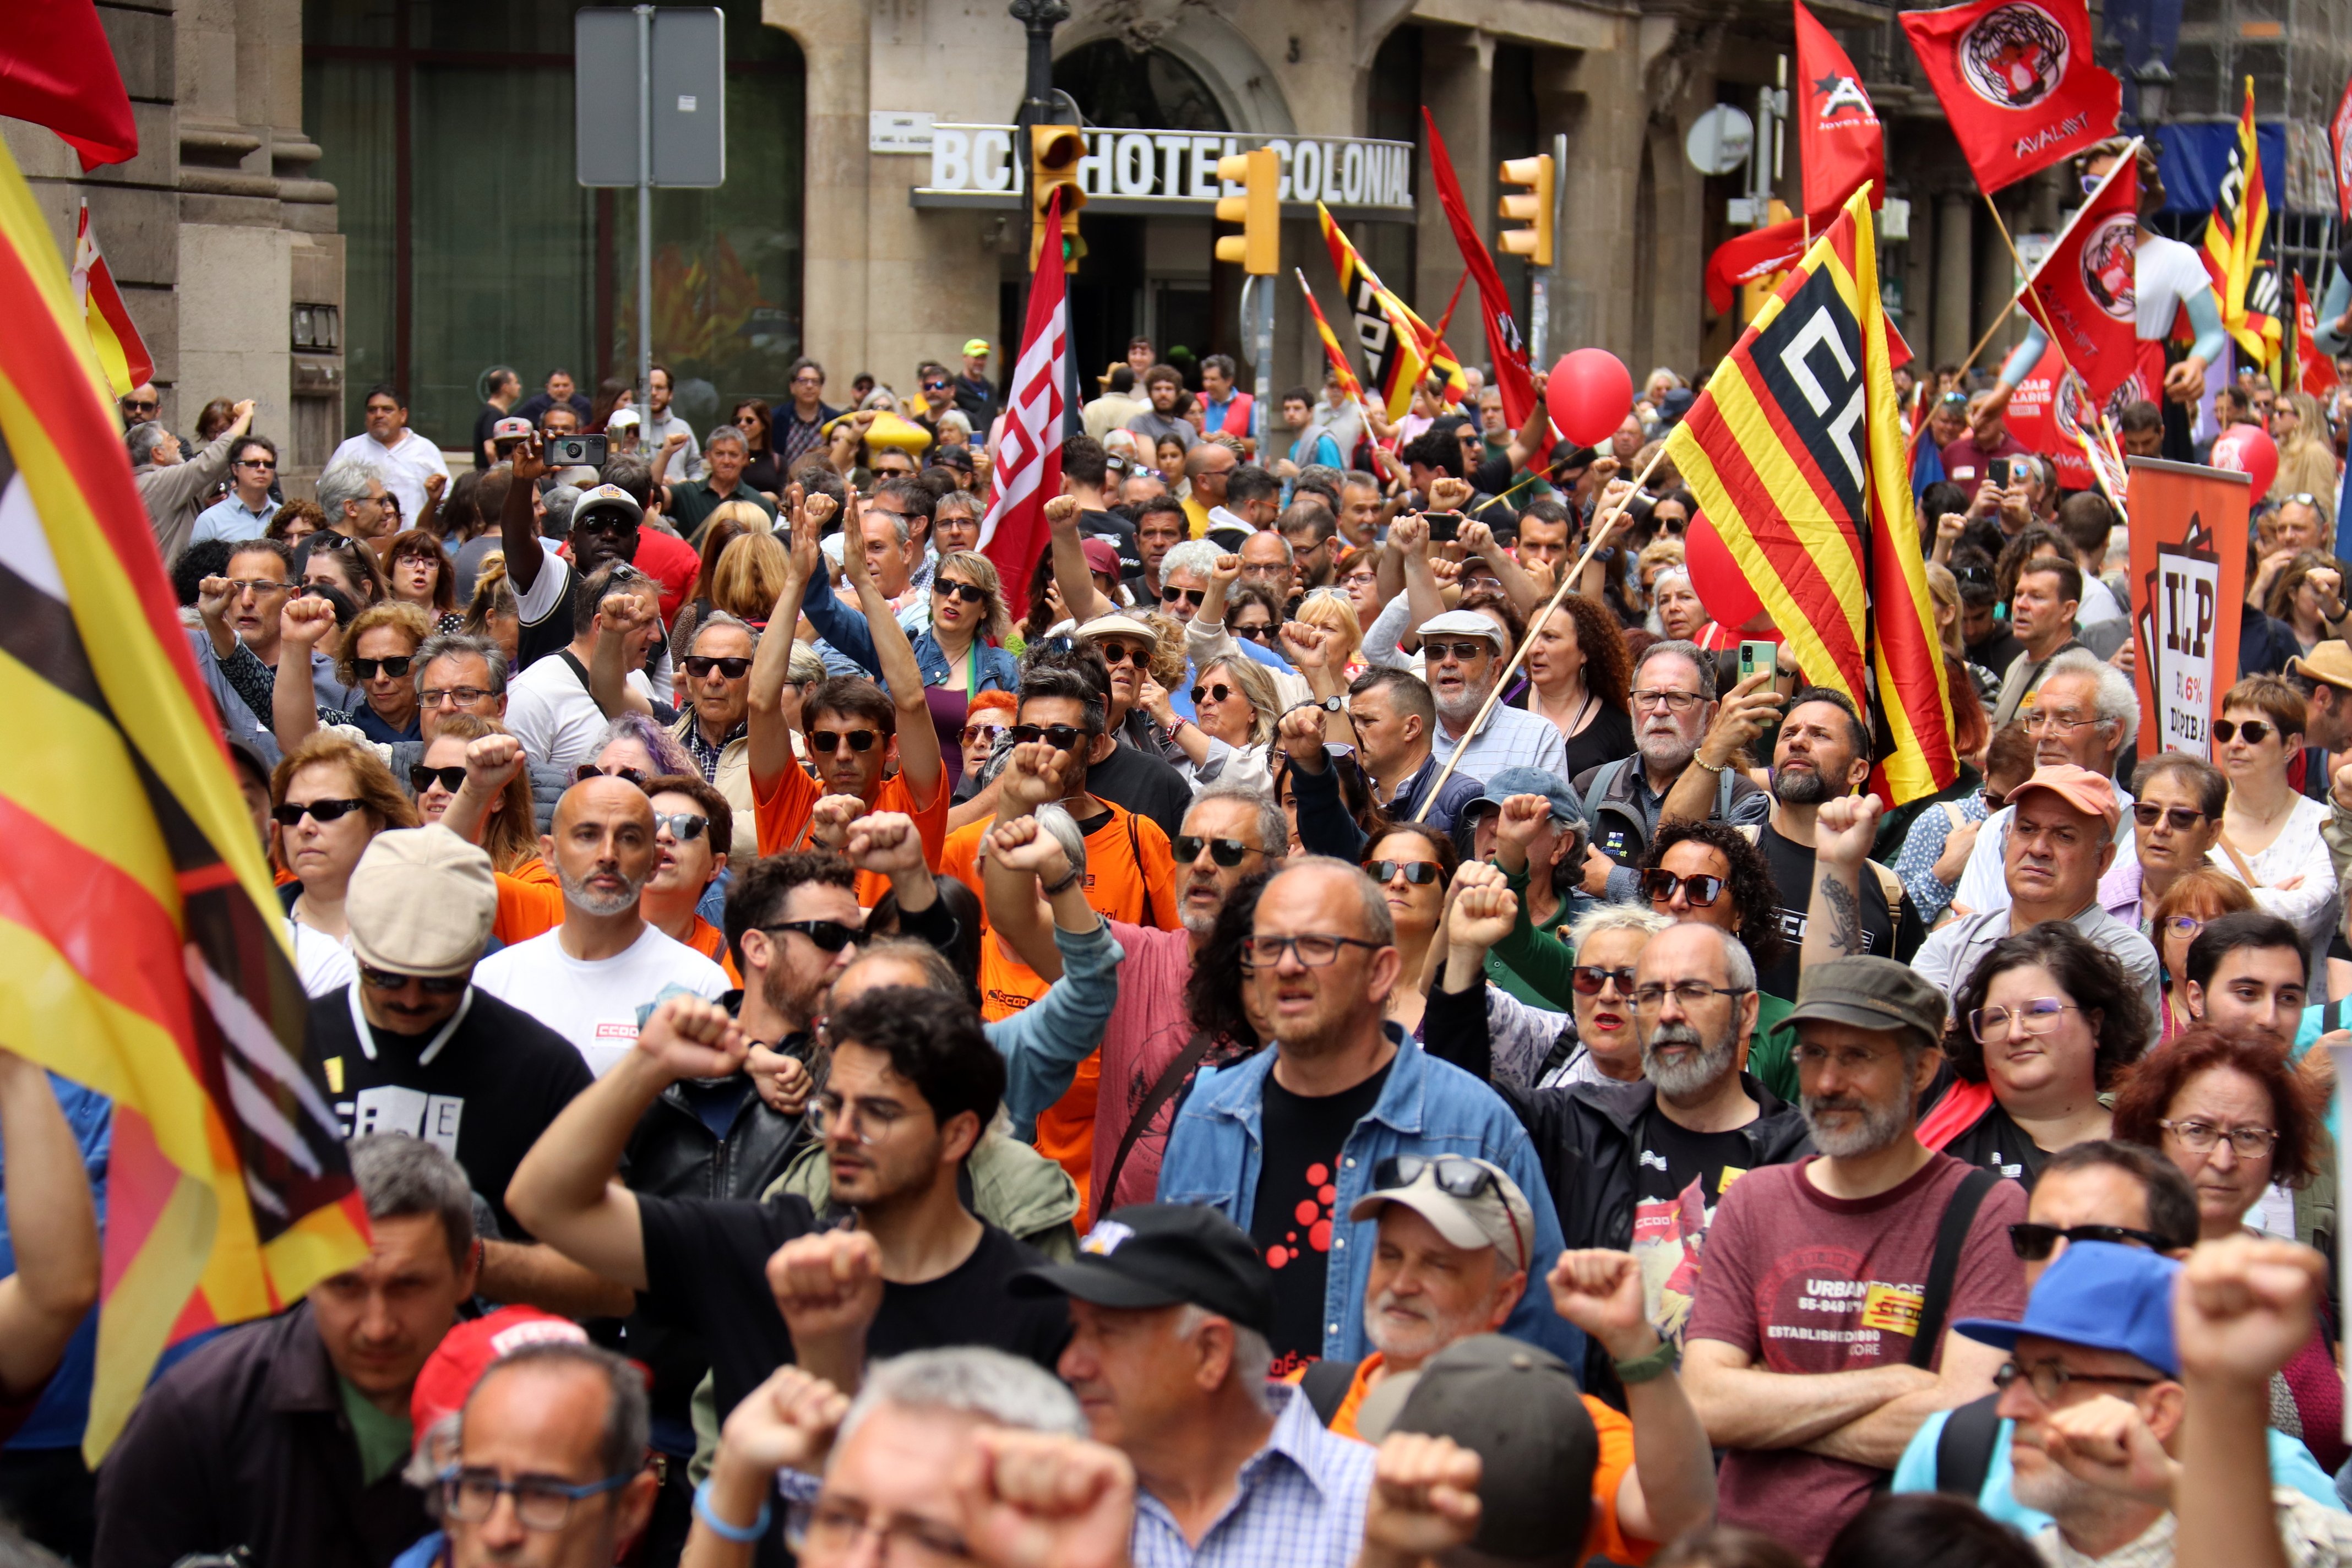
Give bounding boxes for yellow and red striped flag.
[1664,184,1958,806]
[1295,267,1369,408]
[2201,78,2284,375]
[1316,204,1469,420]
[70,201,152,399]
[0,139,368,1462]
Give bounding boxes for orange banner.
[2129,458,2250,760]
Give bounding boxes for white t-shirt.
[504,649,654,771]
[292,918,357,998]
[2136,233,2211,342]
[471,923,729,1076]
[327,429,451,522]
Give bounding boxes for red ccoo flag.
[1899,0,2119,194]
[977,187,1070,618]
[2019,153,2138,407]
[1420,108,1548,464]
[0,1,139,171]
[1795,2,1885,223]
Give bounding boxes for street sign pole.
[636,5,654,423]
[1238,275,1273,457]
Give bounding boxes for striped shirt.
[1129,1385,1374,1568]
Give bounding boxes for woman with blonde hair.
[462,558,519,667]
[709,530,793,624]
[1295,586,1365,676]
[1142,654,1280,792]
[2260,551,2350,658]
[270,731,416,994]
[2271,390,2338,511]
[274,599,435,753]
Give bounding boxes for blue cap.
[1466,766,1588,831]
[1953,1240,2181,1377]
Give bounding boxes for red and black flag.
[1420,108,1549,464]
[1795,2,1885,223]
[1901,0,2119,194]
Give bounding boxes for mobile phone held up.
[1425,510,1464,544]
[545,433,608,469]
[1988,457,2010,487]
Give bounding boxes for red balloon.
[2209,424,2278,505]
[1547,348,1635,449]
[1683,511,1765,631]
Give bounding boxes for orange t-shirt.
[493,857,564,946]
[682,914,744,987]
[938,800,1180,1202]
[753,758,950,907]
[1317,1352,1653,1565]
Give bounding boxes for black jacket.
[93,1302,429,1568]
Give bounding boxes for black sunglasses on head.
[1175,835,1255,867]
[683,655,752,679]
[409,764,467,794]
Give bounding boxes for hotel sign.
[911,125,1417,219]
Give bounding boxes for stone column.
[1975,190,2016,367]
[1934,190,1972,368]
[1547,23,1646,362]
[771,0,873,384]
[1903,194,1934,362]
[1417,26,1491,321]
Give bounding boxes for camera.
[545,433,608,469]
[1425,510,1464,543]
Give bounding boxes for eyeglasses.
[420,685,492,707]
[1094,641,1147,667]
[809,1091,906,1146]
[1424,640,1492,663]
[1239,933,1387,968]
[2007,1222,2174,1261]
[652,812,710,842]
[222,578,292,596]
[439,1466,635,1532]
[1631,980,1752,1014]
[409,764,467,794]
[1571,965,1640,996]
[1233,621,1276,644]
[960,722,1007,745]
[2133,803,2209,831]
[574,763,649,787]
[1968,997,2078,1043]
[1640,869,1724,906]
[2158,1119,2279,1157]
[933,579,988,604]
[360,964,469,995]
[1175,835,1257,866]
[2160,914,2208,940]
[1995,1359,2165,1409]
[2024,709,2104,733]
[808,730,880,754]
[788,1498,968,1561]
[1010,723,1086,751]
[1191,683,1242,706]
[764,919,858,953]
[272,797,368,826]
[1161,586,1205,608]
[681,655,753,679]
[1366,859,1444,886]
[350,656,414,680]
[1630,688,1705,713]
[2212,718,2276,745]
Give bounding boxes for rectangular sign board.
[2128,457,2250,762]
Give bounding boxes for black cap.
[1393,1335,1597,1563]
[1011,1204,1276,1338]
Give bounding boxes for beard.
[1638,726,1696,774]
[557,859,645,918]
[1434,684,1487,733]
[1801,1088,1909,1158]
[1771,764,1834,805]
[1364,1287,1488,1367]
[1643,1020,1738,1100]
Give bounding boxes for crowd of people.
[26,252,2352,1568]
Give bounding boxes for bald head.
[548,777,657,918]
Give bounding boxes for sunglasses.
[1161,586,1205,607]
[960,722,1007,745]
[1571,964,1639,996]
[1640,869,1724,906]
[351,656,414,680]
[123,398,158,413]
[808,729,880,754]
[1371,1155,1526,1268]
[1010,723,1086,751]
[1093,641,1147,667]
[1981,787,2007,812]
[574,763,649,787]
[1190,683,1241,706]
[2133,802,2209,831]
[1175,835,1256,867]
[1366,859,1444,885]
[1234,622,1275,644]
[2211,719,2276,744]
[683,655,753,679]
[764,918,856,952]
[409,764,467,794]
[273,797,368,826]
[309,531,360,552]
[358,964,469,994]
[2007,1222,2171,1261]
[236,458,277,470]
[1424,640,1493,663]
[922,379,950,392]
[933,580,988,605]
[652,812,710,842]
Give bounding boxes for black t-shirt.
[307,987,596,1240]
[516,554,578,672]
[1966,627,2027,675]
[1755,821,1922,1003]
[472,403,506,470]
[1558,704,1635,780]
[1251,1061,1392,1375]
[1631,1107,1763,1344]
[1077,508,1144,577]
[1921,1069,2049,1186]
[1089,737,1195,840]
[634,1193,1071,1422]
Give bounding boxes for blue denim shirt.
[797,578,1020,699]
[1156,1031,1587,1368]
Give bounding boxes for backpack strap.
[1580,758,1626,824]
[1299,1358,1360,1425]
[1910,1167,2002,1369]
[1125,810,1158,929]
[1717,761,1738,820]
[1866,859,1904,907]
[1097,1031,1220,1221]
[1934,1392,2006,1500]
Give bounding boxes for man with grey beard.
[1577,640,1768,901]
[1679,955,2028,1560]
[472,776,730,1074]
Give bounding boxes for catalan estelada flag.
[2202,78,2284,375]
[0,136,368,1462]
[71,200,151,398]
[1316,204,1469,420]
[1664,185,1958,806]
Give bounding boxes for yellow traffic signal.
[1031,124,1087,273]
[1496,154,1554,268]
[1213,148,1280,275]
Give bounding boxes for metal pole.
[635,5,653,425]
[1253,276,1274,458]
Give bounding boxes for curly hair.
[336,601,435,688]
[1945,921,2152,1090]
[1544,594,1632,709]
[1139,611,1191,689]
[1184,869,1273,1052]
[1638,820,1785,974]
[2111,1027,2326,1190]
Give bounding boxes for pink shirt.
[1090,922,1200,1215]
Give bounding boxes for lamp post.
[1010,0,1069,130]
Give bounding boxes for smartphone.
[545,433,608,469]
[1739,640,1777,685]
[1988,457,2011,487]
[1425,510,1464,543]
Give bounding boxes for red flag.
[2018,155,2137,405]
[2332,77,2352,222]
[1795,2,1885,222]
[1420,108,1549,465]
[1706,217,1807,313]
[2295,273,2339,394]
[1899,0,2119,194]
[2001,344,2095,488]
[977,188,1068,617]
[0,1,138,171]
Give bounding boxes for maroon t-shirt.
[1939,431,2033,491]
[1687,1152,2027,1562]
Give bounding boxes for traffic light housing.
[1030,124,1087,273]
[1496,154,1554,267]
[1213,148,1280,275]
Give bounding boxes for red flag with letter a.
[1899,0,2119,194]
[2019,155,2137,406]
[0,0,139,170]
[977,187,1068,617]
[1795,2,1884,223]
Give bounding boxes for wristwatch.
[1292,695,1344,714]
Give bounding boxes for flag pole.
[1961,140,2144,371]
[1411,440,1675,822]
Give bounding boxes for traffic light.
[1496,154,1554,267]
[1030,124,1087,273]
[1213,148,1280,275]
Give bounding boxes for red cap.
[1080,537,1122,576]
[410,1306,589,1433]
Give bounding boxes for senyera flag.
[2019,150,2138,406]
[0,136,366,1462]
[1795,1,1885,223]
[1900,0,2119,194]
[1664,184,1958,805]
[0,0,138,171]
[2202,77,2284,375]
[1420,108,1550,465]
[72,201,153,398]
[977,186,1070,618]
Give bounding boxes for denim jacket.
[1156,1030,1587,1368]
[798,579,1020,699]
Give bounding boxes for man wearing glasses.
[1579,640,1770,903]
[190,432,282,544]
[1680,954,2028,1560]
[132,394,253,563]
[775,356,839,471]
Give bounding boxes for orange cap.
[2008,763,2120,831]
